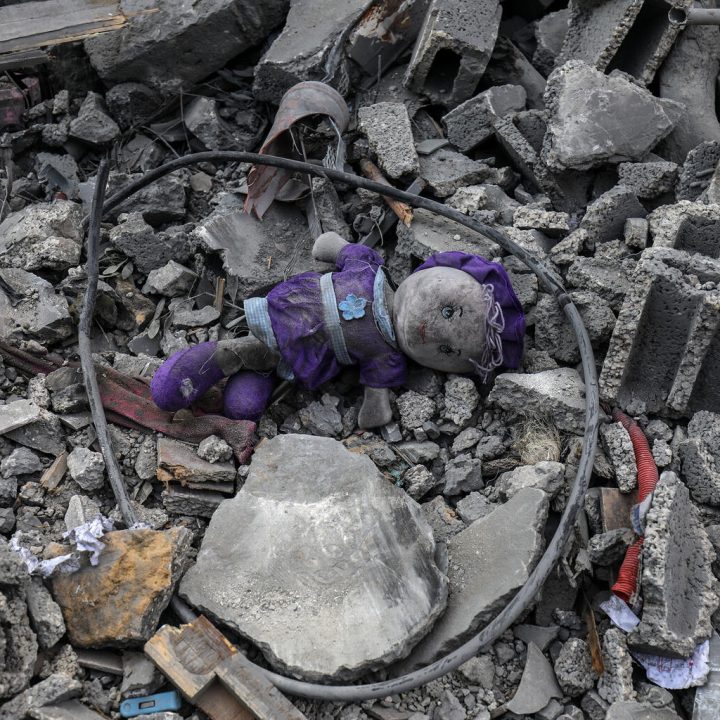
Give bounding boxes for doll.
[151,232,525,429]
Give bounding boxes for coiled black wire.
[85,151,599,701]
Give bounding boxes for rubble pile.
[0,0,720,719]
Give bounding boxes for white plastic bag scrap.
[601,594,710,689]
[63,515,114,566]
[9,536,79,578]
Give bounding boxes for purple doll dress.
[244,244,407,390]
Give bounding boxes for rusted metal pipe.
[669,7,720,26]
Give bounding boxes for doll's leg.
[223,371,276,422]
[151,336,278,412]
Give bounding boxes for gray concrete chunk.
[679,411,720,506]
[358,102,419,179]
[628,471,718,658]
[395,487,548,670]
[506,642,562,716]
[180,434,448,681]
[648,201,720,259]
[0,400,42,436]
[542,61,680,171]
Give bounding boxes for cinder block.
[404,0,502,107]
[600,247,720,417]
[558,0,690,85]
[649,201,720,259]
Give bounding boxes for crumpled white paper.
[601,594,710,689]
[10,514,115,577]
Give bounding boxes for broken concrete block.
[678,141,720,201]
[566,256,633,312]
[396,488,548,670]
[180,434,448,681]
[0,674,81,720]
[554,638,596,697]
[197,436,233,464]
[648,201,720,259]
[67,448,105,492]
[506,642,563,716]
[51,528,191,647]
[558,0,685,85]
[599,247,720,416]
[443,375,479,427]
[628,472,718,658]
[357,102,419,179]
[534,291,616,364]
[617,161,678,199]
[588,528,635,566]
[488,368,587,435]
[161,487,225,517]
[85,0,290,94]
[442,455,483,496]
[156,437,235,486]
[0,269,72,342]
[484,36,547,111]
[624,217,649,251]
[495,461,565,501]
[403,0,502,107]
[192,203,319,299]
[598,628,636,703]
[0,539,38,700]
[142,261,197,297]
[679,411,720,506]
[69,92,119,145]
[183,96,245,151]
[64,495,101,532]
[442,84,526,152]
[513,206,570,237]
[542,61,680,171]
[25,578,65,650]
[446,183,519,222]
[396,391,436,431]
[600,422,637,493]
[253,0,366,102]
[6,407,65,457]
[0,400,42,436]
[103,172,187,227]
[533,9,569,76]
[418,148,494,197]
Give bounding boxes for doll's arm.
[358,386,392,429]
[312,231,349,263]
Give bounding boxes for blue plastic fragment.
[119,690,181,718]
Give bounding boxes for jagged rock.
[588,528,636,566]
[197,436,233,464]
[66,448,105,492]
[183,96,245,150]
[402,465,436,501]
[0,674,81,720]
[142,261,197,297]
[0,448,42,478]
[679,411,720,505]
[397,488,548,670]
[598,629,636,703]
[69,93,119,145]
[543,60,681,171]
[180,435,448,681]
[442,455,483,496]
[396,391,437,431]
[443,376,479,427]
[25,578,65,650]
[628,471,718,658]
[494,461,565,501]
[51,528,191,647]
[506,642,563,715]
[358,102,419,179]
[601,422,637,493]
[102,172,187,227]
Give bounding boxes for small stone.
[457,654,495,689]
[134,436,157,481]
[624,218,649,251]
[443,376,479,427]
[454,492,496,524]
[69,92,119,145]
[157,438,235,485]
[66,448,105,492]
[581,690,609,720]
[402,465,436,501]
[442,455,483,496]
[652,438,672,468]
[120,651,162,698]
[64,495,101,532]
[197,436,233,464]
[451,427,482,454]
[142,261,196,297]
[51,528,191,647]
[380,422,402,444]
[418,149,494,198]
[495,461,565,501]
[395,441,440,464]
[421,496,465,543]
[588,528,636,566]
[554,638,596,697]
[298,395,343,437]
[396,391,437,431]
[0,448,43,478]
[25,577,66,649]
[184,96,243,151]
[601,422,637,493]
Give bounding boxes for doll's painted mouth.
[418,322,426,343]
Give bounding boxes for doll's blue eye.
[442,305,462,319]
[439,344,459,356]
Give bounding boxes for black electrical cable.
[85,151,599,701]
[79,157,139,528]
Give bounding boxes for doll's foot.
[151,342,226,411]
[223,371,276,422]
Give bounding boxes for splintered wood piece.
[216,653,308,720]
[359,158,413,226]
[40,452,67,491]
[145,616,236,702]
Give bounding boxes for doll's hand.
[312,231,349,263]
[358,386,392,429]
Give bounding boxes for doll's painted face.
[393,266,490,373]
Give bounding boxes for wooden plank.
[217,654,308,720]
[0,0,155,55]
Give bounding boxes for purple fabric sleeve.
[150,342,225,411]
[335,243,384,271]
[415,252,526,369]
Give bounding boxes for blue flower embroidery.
[338,294,367,320]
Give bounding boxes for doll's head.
[392,252,525,380]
